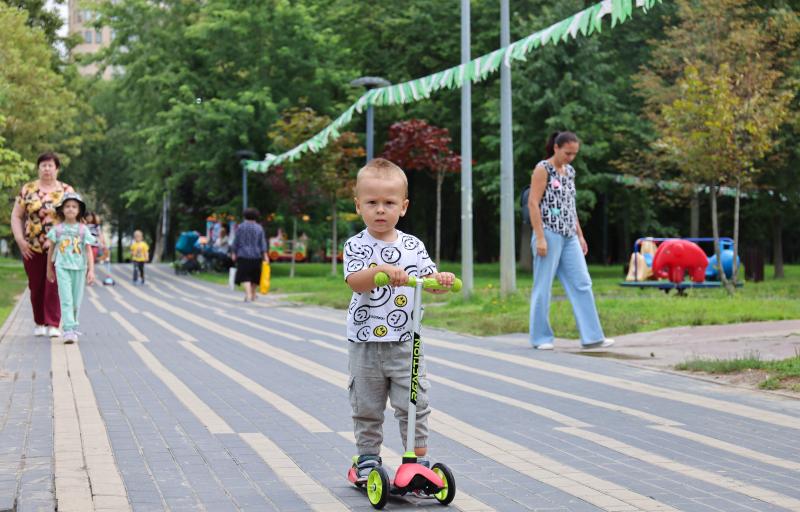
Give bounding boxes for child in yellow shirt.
[130,230,150,285]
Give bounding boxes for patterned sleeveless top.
[538,160,577,237]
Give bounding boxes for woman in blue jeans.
[527,131,614,350]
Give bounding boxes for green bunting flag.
[245,0,662,172]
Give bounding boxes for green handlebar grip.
[374,272,462,292]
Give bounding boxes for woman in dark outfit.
[231,208,268,302]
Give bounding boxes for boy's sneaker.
[47,326,61,338]
[34,325,47,337]
[63,331,78,344]
[354,455,381,483]
[582,338,615,350]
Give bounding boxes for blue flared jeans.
[529,230,605,347]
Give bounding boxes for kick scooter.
[347,272,461,509]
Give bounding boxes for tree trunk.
[331,198,338,277]
[289,217,297,278]
[152,191,168,263]
[690,191,700,238]
[153,210,163,264]
[773,215,784,279]
[732,178,740,285]
[117,217,123,264]
[435,171,443,266]
[710,184,732,295]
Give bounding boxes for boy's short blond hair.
[354,158,408,198]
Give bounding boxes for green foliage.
[65,0,800,265]
[0,258,26,326]
[0,4,94,238]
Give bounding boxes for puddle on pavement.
[575,351,649,360]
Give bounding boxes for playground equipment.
[348,272,461,509]
[705,239,740,280]
[622,237,743,295]
[268,228,308,262]
[651,239,708,284]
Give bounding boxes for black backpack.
[520,186,531,225]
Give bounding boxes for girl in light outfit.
[46,192,96,343]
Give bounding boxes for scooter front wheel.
[367,466,389,509]
[432,462,456,505]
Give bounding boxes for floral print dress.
[16,181,74,254]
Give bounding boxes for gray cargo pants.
[348,341,430,456]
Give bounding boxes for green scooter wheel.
[367,466,389,509]
[432,462,456,505]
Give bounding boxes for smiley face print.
[347,259,366,273]
[344,229,437,343]
[402,235,419,251]
[353,306,370,323]
[357,326,371,341]
[380,246,401,264]
[344,240,373,261]
[387,309,408,328]
[367,286,392,308]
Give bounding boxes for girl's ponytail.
[545,131,560,159]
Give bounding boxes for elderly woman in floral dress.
[10,152,75,338]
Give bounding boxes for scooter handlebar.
[374,272,462,293]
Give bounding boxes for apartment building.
[67,1,113,78]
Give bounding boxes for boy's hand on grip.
[428,272,455,294]
[382,265,408,288]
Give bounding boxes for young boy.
[343,158,455,482]
[130,230,149,285]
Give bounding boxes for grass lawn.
[0,258,27,328]
[675,355,800,391]
[195,262,800,338]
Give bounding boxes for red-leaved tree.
[381,119,461,265]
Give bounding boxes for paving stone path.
[1,264,799,511]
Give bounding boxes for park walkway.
[1,264,800,512]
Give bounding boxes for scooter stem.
[403,278,425,463]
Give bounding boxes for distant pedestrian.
[46,192,96,343]
[231,208,268,302]
[84,212,108,264]
[10,152,75,338]
[527,131,614,350]
[130,230,149,285]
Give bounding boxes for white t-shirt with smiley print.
[343,229,437,343]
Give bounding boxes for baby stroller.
[174,231,202,275]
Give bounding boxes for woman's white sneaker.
[534,343,554,350]
[47,326,62,338]
[582,338,615,349]
[34,325,47,337]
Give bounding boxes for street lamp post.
[235,149,257,213]
[350,76,390,163]
[499,0,516,296]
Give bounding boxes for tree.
[75,0,358,243]
[268,106,363,277]
[0,4,90,238]
[3,0,66,47]
[382,119,461,265]
[638,0,798,292]
[656,63,791,291]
